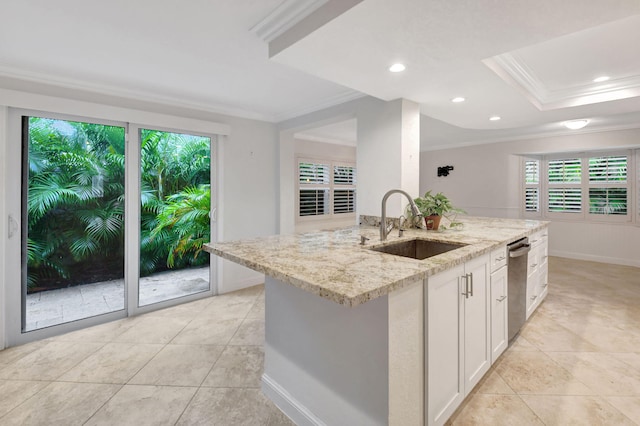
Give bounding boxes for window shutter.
[334,165,356,185]
[548,158,581,183]
[299,162,329,184]
[525,160,539,184]
[525,188,539,212]
[589,156,627,183]
[334,189,355,214]
[548,188,581,213]
[299,189,329,216]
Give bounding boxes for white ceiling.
[1,0,640,146]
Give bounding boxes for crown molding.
[0,66,278,122]
[486,52,640,111]
[251,0,328,43]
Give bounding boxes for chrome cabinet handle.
[461,275,470,299]
[497,295,507,302]
[531,295,538,301]
[496,256,506,261]
[469,273,474,297]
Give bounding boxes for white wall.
[420,128,640,267]
[218,117,279,293]
[0,85,279,333]
[0,106,7,349]
[294,138,357,233]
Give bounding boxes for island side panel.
[388,278,425,425]
[262,276,390,426]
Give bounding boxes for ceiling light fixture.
[593,76,610,83]
[489,116,501,121]
[389,63,406,73]
[451,97,465,103]
[563,119,590,130]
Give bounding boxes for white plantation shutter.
[297,159,356,220]
[525,151,634,223]
[547,158,582,214]
[524,159,540,214]
[588,155,628,217]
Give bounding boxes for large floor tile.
[0,382,120,426]
[198,296,255,320]
[448,394,543,425]
[229,319,265,346]
[129,344,224,386]
[171,317,243,345]
[547,351,640,396]
[177,387,282,426]
[85,384,197,426]
[0,380,49,417]
[0,341,103,381]
[521,395,636,426]
[475,369,515,395]
[495,350,594,395]
[519,312,600,352]
[607,397,640,424]
[59,342,164,384]
[202,345,264,388]
[52,318,135,343]
[114,316,191,344]
[0,340,48,365]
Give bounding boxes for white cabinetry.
[526,230,549,319]
[427,254,490,426]
[489,246,508,364]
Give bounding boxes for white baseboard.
[550,251,640,268]
[262,373,325,426]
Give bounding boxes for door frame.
[4,109,219,346]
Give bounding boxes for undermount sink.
[370,238,467,260]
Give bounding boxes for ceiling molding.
[294,132,356,146]
[486,52,640,111]
[422,121,640,152]
[0,66,277,122]
[273,89,365,122]
[251,0,328,43]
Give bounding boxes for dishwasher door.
[507,238,531,342]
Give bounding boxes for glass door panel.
[23,117,126,331]
[139,129,211,307]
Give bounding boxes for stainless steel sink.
[370,239,467,260]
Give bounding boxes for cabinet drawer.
[490,246,507,272]
[529,230,548,248]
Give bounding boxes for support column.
[356,99,420,218]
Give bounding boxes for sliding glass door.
[138,129,212,307]
[6,110,218,346]
[22,116,126,331]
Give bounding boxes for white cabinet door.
[490,266,508,364]
[463,255,491,394]
[427,264,464,426]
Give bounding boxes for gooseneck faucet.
[380,189,422,241]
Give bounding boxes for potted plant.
[410,190,465,230]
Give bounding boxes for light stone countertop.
[204,216,549,307]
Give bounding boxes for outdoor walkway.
[26,267,209,331]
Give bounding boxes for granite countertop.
[204,216,549,307]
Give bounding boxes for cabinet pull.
[530,263,537,268]
[531,295,538,301]
[469,273,474,297]
[461,275,470,299]
[496,256,506,261]
[497,295,507,302]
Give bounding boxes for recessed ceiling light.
[563,119,590,130]
[489,116,501,121]
[451,97,465,103]
[389,63,406,73]
[593,76,610,83]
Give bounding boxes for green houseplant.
[411,190,465,230]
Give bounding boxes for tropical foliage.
[26,118,211,291]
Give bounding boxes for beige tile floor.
[0,257,638,425]
[448,257,640,425]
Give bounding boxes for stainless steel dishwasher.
[508,237,531,341]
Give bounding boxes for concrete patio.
[25,267,209,331]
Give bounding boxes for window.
[524,159,540,213]
[523,150,635,223]
[297,159,356,220]
[588,155,627,215]
[547,158,581,213]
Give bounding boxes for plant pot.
[424,215,441,230]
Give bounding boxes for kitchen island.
[204,216,549,426]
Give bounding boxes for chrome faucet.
[380,189,422,241]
